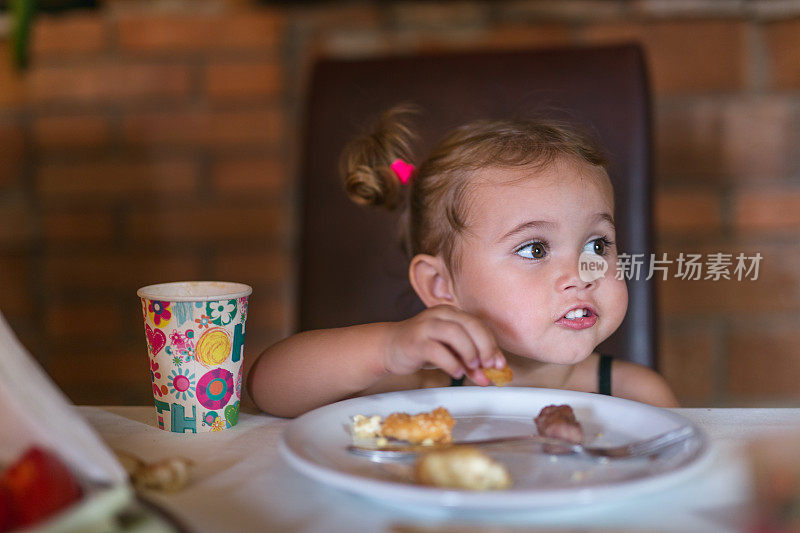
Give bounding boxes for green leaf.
[11,0,36,70]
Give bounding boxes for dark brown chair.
[297,44,656,368]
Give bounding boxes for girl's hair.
[339,104,608,270]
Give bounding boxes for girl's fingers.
[431,306,504,369]
[465,366,491,386]
[426,318,480,370]
[422,340,466,379]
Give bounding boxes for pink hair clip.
[390,158,416,185]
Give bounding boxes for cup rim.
[137,281,253,302]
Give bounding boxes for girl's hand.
[384,305,506,386]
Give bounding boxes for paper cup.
[137,281,252,433]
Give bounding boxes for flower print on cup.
[150,359,168,397]
[147,300,172,327]
[206,299,238,326]
[202,411,219,428]
[195,314,212,330]
[171,329,196,364]
[167,369,196,402]
[238,296,248,323]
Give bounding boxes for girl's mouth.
[555,308,597,330]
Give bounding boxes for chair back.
[297,44,656,368]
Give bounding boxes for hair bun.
[339,104,418,210]
[344,165,401,208]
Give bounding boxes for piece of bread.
[381,407,455,444]
[483,366,513,386]
[414,446,512,490]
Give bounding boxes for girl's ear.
[408,254,457,307]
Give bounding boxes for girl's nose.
[556,256,595,292]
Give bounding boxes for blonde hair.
[339,105,608,269]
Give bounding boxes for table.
[78,406,800,533]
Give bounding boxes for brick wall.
[0,0,797,407]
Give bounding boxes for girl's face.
[450,158,628,365]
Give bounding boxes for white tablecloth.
[78,406,800,533]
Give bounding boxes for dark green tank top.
[450,353,614,396]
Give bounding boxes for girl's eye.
[516,241,548,260]
[583,237,613,256]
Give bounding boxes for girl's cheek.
[604,277,629,327]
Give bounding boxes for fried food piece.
[115,450,193,492]
[352,414,383,438]
[534,404,583,454]
[482,366,513,386]
[381,407,455,444]
[415,446,512,491]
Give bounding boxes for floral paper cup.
[137,281,252,433]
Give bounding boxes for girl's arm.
[612,361,680,408]
[247,305,504,418]
[246,322,401,418]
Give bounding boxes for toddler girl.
[248,106,678,417]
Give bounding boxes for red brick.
[658,243,798,315]
[0,43,25,107]
[655,189,722,235]
[117,11,285,52]
[727,327,800,398]
[122,108,284,148]
[418,26,567,54]
[0,201,36,246]
[732,189,800,232]
[631,0,746,17]
[33,114,110,150]
[655,99,796,181]
[49,347,149,389]
[316,30,393,58]
[211,155,288,196]
[391,2,488,29]
[483,25,570,50]
[500,0,625,20]
[247,295,292,338]
[36,158,198,198]
[45,302,122,338]
[31,13,107,57]
[205,60,283,100]
[764,19,800,90]
[0,120,25,188]
[580,20,747,94]
[26,63,192,104]
[0,256,34,318]
[42,211,115,243]
[126,205,288,242]
[296,4,382,28]
[211,250,290,286]
[43,253,202,291]
[658,325,715,403]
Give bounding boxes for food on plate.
[115,450,194,493]
[534,404,584,454]
[351,414,384,439]
[382,407,455,445]
[414,446,512,490]
[352,407,456,445]
[0,447,83,531]
[482,366,513,386]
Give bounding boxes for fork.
[347,424,696,461]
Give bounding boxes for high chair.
[296,44,656,368]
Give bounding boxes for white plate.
[280,387,710,510]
